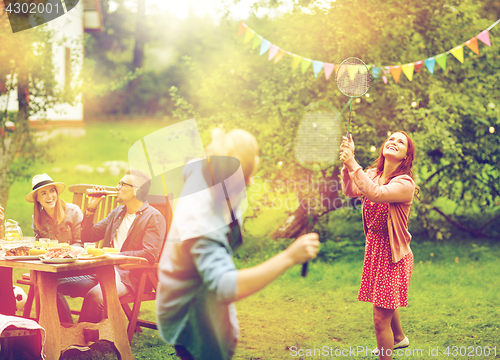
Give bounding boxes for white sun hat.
[25,173,66,203]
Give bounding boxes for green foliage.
[315,207,366,262]
[0,12,79,206]
[156,0,500,239]
[3,119,173,231]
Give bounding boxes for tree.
[124,0,146,111]
[0,6,77,208]
[168,0,500,240]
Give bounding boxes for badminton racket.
[336,57,371,137]
[294,101,342,277]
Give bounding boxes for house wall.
[1,2,84,124]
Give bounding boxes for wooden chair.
[18,184,173,344]
[18,184,120,320]
[118,194,172,343]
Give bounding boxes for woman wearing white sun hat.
[26,173,84,323]
[26,173,83,244]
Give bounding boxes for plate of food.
[3,246,32,257]
[40,247,83,263]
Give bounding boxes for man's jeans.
[57,270,131,324]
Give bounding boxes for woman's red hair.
[371,131,415,184]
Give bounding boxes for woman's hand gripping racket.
[336,57,371,137]
[294,102,342,277]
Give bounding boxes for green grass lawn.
[5,119,176,231]
[15,241,499,360]
[6,120,500,359]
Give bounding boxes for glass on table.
[48,239,59,248]
[39,238,50,249]
[84,242,96,253]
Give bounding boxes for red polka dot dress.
[357,198,413,309]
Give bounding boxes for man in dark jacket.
[58,169,166,323]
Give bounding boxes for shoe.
[395,336,409,349]
[372,337,409,356]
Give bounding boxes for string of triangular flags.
[237,19,500,84]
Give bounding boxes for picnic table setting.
[0,228,147,360]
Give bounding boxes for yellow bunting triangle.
[347,65,359,81]
[450,45,464,63]
[291,55,302,70]
[401,63,415,81]
[244,29,255,43]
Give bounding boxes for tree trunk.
[271,167,343,239]
[123,0,146,114]
[0,71,30,208]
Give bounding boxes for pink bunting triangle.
[324,63,334,80]
[477,30,491,47]
[268,45,279,61]
[237,22,247,37]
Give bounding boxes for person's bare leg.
[373,306,395,360]
[391,308,406,344]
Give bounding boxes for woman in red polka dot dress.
[340,132,416,360]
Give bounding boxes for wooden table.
[0,255,147,360]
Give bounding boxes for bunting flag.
[324,63,334,80]
[252,35,262,50]
[237,19,500,85]
[465,37,479,55]
[477,30,491,46]
[402,63,415,81]
[274,49,286,64]
[336,64,346,79]
[244,29,255,43]
[237,22,247,37]
[268,44,279,61]
[312,61,324,77]
[291,55,302,70]
[260,39,271,56]
[301,58,312,74]
[450,45,464,63]
[424,57,436,74]
[414,60,424,73]
[435,53,447,71]
[390,66,402,83]
[347,65,359,81]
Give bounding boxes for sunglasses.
[117,181,138,189]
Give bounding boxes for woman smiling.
[340,132,417,360]
[26,173,83,245]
